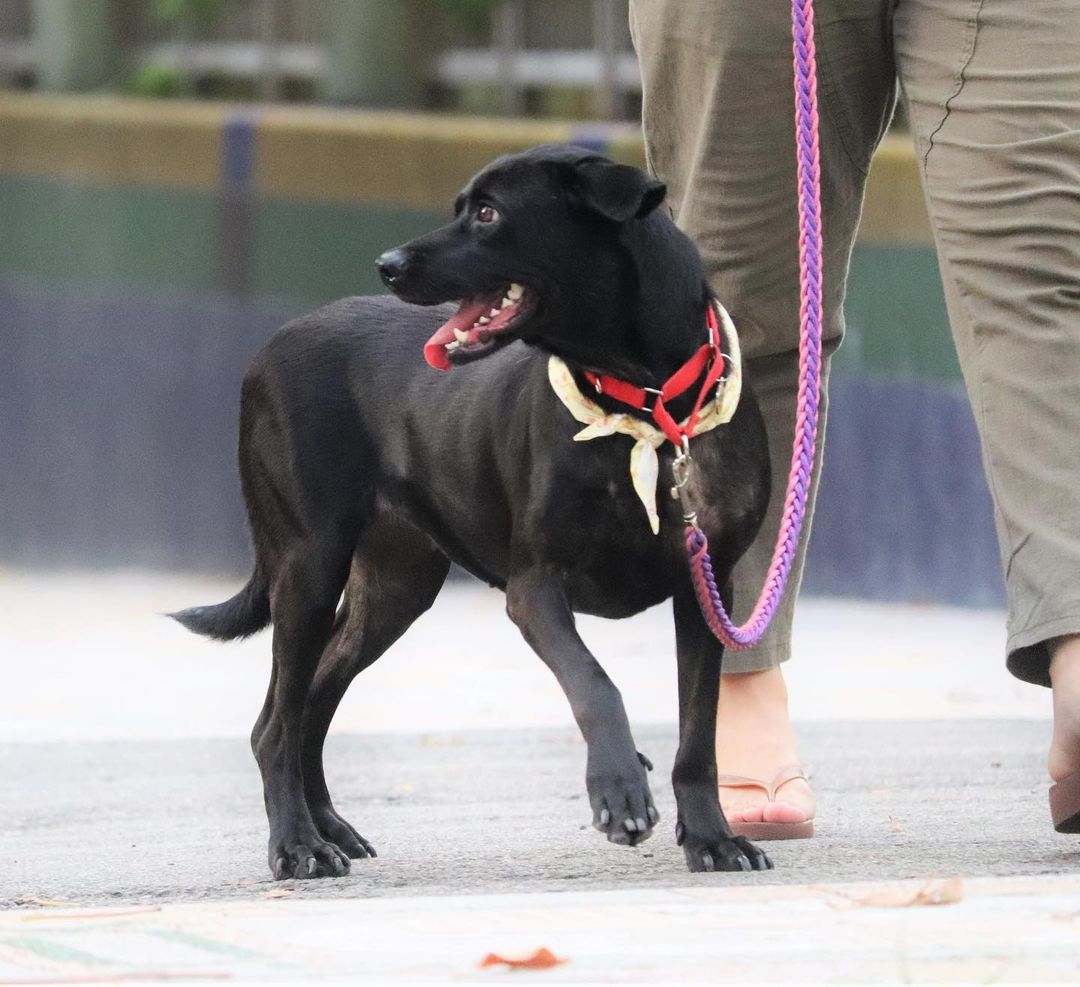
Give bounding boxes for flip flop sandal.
[1050,770,1080,833]
[717,765,815,841]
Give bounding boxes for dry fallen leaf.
[816,876,964,910]
[265,887,295,899]
[911,876,964,906]
[888,817,903,834]
[480,947,567,970]
[14,897,79,908]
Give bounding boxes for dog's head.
[376,144,667,371]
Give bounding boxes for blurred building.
[0,0,639,119]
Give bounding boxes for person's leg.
[1050,637,1080,786]
[630,0,896,826]
[894,0,1080,795]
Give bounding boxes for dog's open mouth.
[424,283,533,371]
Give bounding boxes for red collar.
[583,303,729,448]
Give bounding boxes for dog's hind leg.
[253,535,356,881]
[236,339,387,879]
[506,567,659,847]
[300,519,451,859]
[671,581,772,872]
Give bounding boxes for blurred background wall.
[0,0,1003,607]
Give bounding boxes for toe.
[592,776,657,846]
[295,853,318,879]
[338,835,375,860]
[725,802,766,824]
[321,848,348,875]
[734,836,773,871]
[313,811,377,860]
[354,837,377,859]
[760,799,813,824]
[762,777,816,824]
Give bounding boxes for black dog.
[174,145,772,879]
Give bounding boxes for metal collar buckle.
[641,385,662,416]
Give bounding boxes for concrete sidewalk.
[4,718,1079,983]
[4,875,1080,984]
[1,571,1074,984]
[1,720,1069,905]
[0,569,1049,745]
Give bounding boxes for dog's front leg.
[671,584,772,872]
[506,568,658,845]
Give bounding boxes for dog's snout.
[376,249,409,289]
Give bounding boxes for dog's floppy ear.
[568,158,667,222]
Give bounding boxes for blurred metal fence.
[438,0,637,118]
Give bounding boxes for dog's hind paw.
[268,832,351,880]
[312,807,378,860]
[676,825,772,872]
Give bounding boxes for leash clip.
[670,437,701,530]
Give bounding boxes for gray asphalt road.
[3,719,1075,907]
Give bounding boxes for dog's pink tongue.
[423,297,492,371]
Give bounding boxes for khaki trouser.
[630,0,1080,685]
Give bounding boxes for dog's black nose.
[376,249,408,288]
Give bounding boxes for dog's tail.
[169,570,271,641]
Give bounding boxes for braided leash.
[683,0,824,650]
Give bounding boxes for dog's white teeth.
[477,315,491,325]
[488,307,500,318]
[453,328,470,343]
[508,283,524,300]
[446,340,461,352]
[500,295,514,309]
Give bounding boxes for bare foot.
[1048,636,1080,783]
[715,666,815,825]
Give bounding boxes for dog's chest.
[526,441,685,614]
[530,426,753,615]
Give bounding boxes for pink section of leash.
[682,0,824,650]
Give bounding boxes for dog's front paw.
[675,823,772,872]
[268,829,351,880]
[588,763,660,847]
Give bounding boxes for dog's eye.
[477,205,499,225]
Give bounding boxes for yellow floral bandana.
[547,301,743,535]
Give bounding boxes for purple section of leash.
[685,0,825,649]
